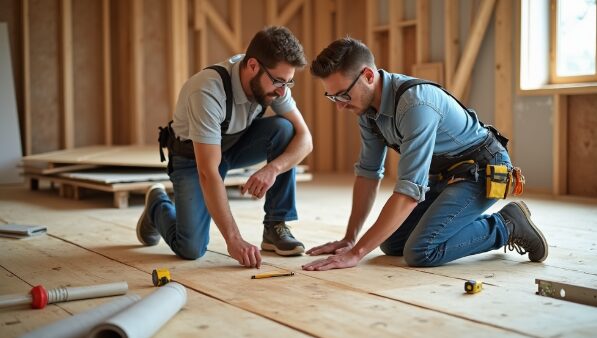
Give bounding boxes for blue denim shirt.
[355,70,488,202]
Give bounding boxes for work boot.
[261,222,305,256]
[498,201,548,262]
[136,183,167,246]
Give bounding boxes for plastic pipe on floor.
[21,294,141,338]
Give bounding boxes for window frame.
[549,0,597,84]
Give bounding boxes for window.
[550,0,597,83]
[519,0,597,92]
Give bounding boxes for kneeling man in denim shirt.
[303,37,548,271]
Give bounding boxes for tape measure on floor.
[464,280,483,294]
[152,268,171,287]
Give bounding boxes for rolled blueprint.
[21,294,141,338]
[89,282,187,338]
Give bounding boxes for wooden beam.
[365,0,375,46]
[302,0,313,168]
[451,0,496,99]
[313,0,334,172]
[194,0,207,70]
[444,0,458,89]
[61,0,74,149]
[231,0,241,49]
[277,0,305,27]
[22,0,31,155]
[266,0,277,26]
[415,0,429,64]
[495,0,513,157]
[169,0,189,117]
[131,0,144,144]
[102,0,112,145]
[553,94,568,196]
[202,0,241,52]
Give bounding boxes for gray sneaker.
[261,223,305,256]
[136,183,167,246]
[498,201,548,262]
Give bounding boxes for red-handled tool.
[0,281,128,309]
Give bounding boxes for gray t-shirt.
[171,54,297,151]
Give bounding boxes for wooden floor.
[1,174,596,337]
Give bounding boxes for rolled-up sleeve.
[354,115,387,180]
[395,104,441,202]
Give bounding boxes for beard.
[349,85,374,116]
[249,70,279,107]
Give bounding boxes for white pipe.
[47,282,129,303]
[89,282,187,338]
[20,294,141,338]
[0,294,31,308]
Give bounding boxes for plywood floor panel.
[0,233,309,338]
[1,174,596,337]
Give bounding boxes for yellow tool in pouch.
[486,164,510,199]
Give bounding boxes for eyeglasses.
[257,60,295,89]
[324,69,366,103]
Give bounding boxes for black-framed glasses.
[324,68,366,103]
[257,60,295,89]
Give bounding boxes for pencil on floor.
[251,271,295,279]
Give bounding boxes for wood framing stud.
[61,0,75,149]
[451,0,496,99]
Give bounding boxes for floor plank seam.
[44,235,318,337]
[373,293,541,338]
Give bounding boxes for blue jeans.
[380,149,512,267]
[148,116,298,259]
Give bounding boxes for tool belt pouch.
[158,121,195,162]
[486,164,511,199]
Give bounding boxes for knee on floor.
[403,246,440,267]
[175,244,207,260]
[380,242,404,256]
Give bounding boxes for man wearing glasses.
[303,37,547,271]
[136,26,313,268]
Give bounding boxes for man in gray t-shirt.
[136,26,313,268]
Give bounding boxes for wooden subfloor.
[1,174,596,337]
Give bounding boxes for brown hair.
[311,37,375,78]
[242,26,307,69]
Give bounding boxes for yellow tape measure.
[152,268,171,287]
[464,280,483,294]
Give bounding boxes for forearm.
[197,168,241,242]
[344,176,381,243]
[267,130,313,174]
[352,192,418,259]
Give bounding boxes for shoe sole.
[261,242,305,256]
[136,184,165,246]
[514,201,548,262]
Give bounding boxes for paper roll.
[89,282,187,338]
[21,294,141,338]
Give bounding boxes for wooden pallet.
[25,170,312,209]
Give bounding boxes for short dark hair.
[311,37,375,78]
[242,26,307,69]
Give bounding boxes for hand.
[227,237,262,268]
[241,165,277,199]
[306,239,354,256]
[301,250,361,271]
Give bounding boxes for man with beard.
[302,37,547,271]
[136,26,312,268]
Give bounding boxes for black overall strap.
[393,78,469,112]
[204,65,233,133]
[370,77,485,153]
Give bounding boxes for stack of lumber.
[21,146,312,208]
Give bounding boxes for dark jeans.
[148,116,298,259]
[380,149,512,267]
